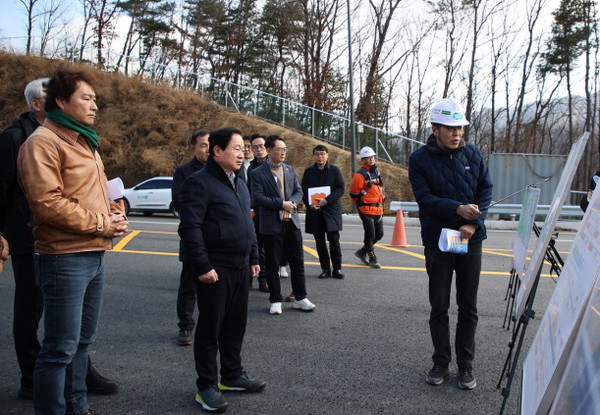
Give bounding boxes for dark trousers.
[177,261,197,330]
[358,212,384,252]
[312,213,341,271]
[194,265,248,390]
[424,242,482,368]
[314,230,341,271]
[252,218,267,283]
[12,254,43,389]
[262,222,307,303]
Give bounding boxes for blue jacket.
[249,161,303,235]
[409,134,493,247]
[178,156,258,277]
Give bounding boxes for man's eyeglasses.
[273,147,288,153]
[252,144,265,150]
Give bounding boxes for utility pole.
[346,0,357,182]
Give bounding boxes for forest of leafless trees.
[3,0,600,189]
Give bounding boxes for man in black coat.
[172,129,210,346]
[178,127,265,413]
[0,78,118,399]
[301,145,345,279]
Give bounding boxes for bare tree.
[89,0,119,67]
[462,0,506,140]
[354,0,403,127]
[18,0,41,54]
[295,0,346,112]
[427,0,470,97]
[507,0,550,152]
[486,0,516,154]
[37,0,66,55]
[77,0,95,61]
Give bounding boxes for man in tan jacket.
[18,67,128,415]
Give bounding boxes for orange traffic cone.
[390,209,409,247]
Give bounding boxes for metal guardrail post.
[254,89,258,117]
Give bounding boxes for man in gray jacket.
[249,135,316,315]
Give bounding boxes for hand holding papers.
[438,228,468,255]
[308,186,330,208]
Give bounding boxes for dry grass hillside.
[0,52,414,213]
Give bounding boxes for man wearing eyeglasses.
[249,135,316,315]
[408,98,493,391]
[246,134,270,293]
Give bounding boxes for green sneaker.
[218,372,266,392]
[195,385,228,413]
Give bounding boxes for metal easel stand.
[497,265,542,415]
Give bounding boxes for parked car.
[120,177,175,216]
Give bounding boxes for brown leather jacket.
[17,120,122,254]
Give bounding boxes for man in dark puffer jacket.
[409,98,493,391]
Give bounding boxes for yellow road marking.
[112,230,140,251]
[109,229,566,278]
[303,246,319,258]
[376,244,425,259]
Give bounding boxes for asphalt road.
[0,214,575,415]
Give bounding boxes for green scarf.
[46,109,99,150]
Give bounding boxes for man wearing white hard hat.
[408,98,493,391]
[349,146,385,268]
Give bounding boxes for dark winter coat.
[301,162,344,234]
[172,157,205,214]
[408,134,493,247]
[178,156,259,277]
[0,112,40,255]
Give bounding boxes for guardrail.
[389,201,584,219]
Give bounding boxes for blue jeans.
[33,252,105,415]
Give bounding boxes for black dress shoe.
[18,386,33,400]
[332,269,344,279]
[178,329,193,346]
[318,270,331,279]
[86,368,119,395]
[258,280,270,292]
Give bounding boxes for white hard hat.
[429,98,469,126]
[359,146,376,158]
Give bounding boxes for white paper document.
[438,228,468,255]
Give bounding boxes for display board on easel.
[513,133,590,319]
[513,186,541,277]
[548,269,600,415]
[521,169,600,415]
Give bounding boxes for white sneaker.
[269,302,283,315]
[293,298,316,311]
[279,266,289,278]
